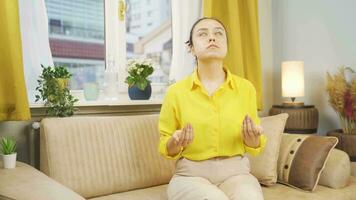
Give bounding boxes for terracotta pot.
[327,129,356,161]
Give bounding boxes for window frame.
[31,0,172,107]
[104,0,171,103]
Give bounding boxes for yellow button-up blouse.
[158,67,267,161]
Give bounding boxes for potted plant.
[326,66,356,161]
[35,65,78,117]
[125,58,154,100]
[1,137,17,169]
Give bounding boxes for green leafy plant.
[35,65,78,117]
[125,58,155,90]
[1,137,16,155]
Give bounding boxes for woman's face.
[191,19,228,61]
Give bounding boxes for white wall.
[271,0,356,134]
[258,0,273,117]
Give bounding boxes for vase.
[2,153,17,169]
[103,70,119,100]
[83,82,99,101]
[327,129,356,161]
[128,83,152,100]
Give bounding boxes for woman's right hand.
[171,123,194,147]
[166,123,194,157]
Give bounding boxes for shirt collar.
[190,66,235,90]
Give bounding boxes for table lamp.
[269,60,318,134]
[281,61,305,106]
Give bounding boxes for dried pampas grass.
[326,66,356,134]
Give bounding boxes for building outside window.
[43,0,172,101]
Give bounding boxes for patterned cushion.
[277,134,338,192]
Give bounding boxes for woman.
[158,17,266,200]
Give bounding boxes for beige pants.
[167,155,264,200]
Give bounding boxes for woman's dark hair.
[185,17,229,49]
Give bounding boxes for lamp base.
[282,101,304,107]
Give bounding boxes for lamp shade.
[281,61,304,98]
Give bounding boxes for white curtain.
[169,0,203,83]
[19,0,54,103]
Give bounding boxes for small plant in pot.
[35,65,78,117]
[1,137,17,169]
[125,58,154,100]
[326,66,356,161]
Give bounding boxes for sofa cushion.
[88,177,356,200]
[277,134,338,192]
[247,113,289,186]
[263,176,356,200]
[89,185,168,200]
[40,115,175,198]
[319,148,351,189]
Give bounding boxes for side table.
[327,129,356,162]
[269,105,318,134]
[352,162,356,177]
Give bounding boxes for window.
[111,0,172,100]
[45,0,105,91]
[40,0,172,103]
[134,13,141,20]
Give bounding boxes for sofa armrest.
[0,161,85,200]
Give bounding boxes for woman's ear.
[189,46,195,55]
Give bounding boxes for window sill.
[29,99,163,108]
[30,90,164,108]
[30,97,163,120]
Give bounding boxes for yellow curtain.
[204,0,263,110]
[0,0,30,121]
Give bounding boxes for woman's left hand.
[242,115,263,148]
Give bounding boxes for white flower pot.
[2,153,17,169]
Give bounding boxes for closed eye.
[215,31,223,36]
[198,32,208,37]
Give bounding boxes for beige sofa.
[1,114,356,200]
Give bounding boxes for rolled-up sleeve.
[244,83,267,156]
[158,87,182,160]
